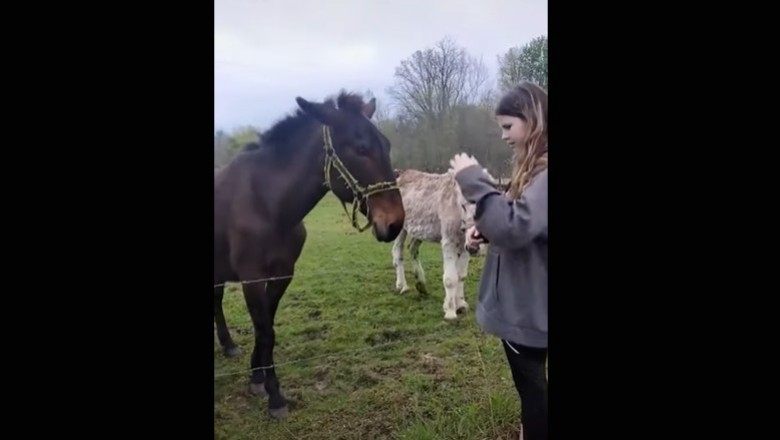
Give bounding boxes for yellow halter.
[321,125,399,232]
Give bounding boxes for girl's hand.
[450,153,480,175]
[465,226,485,254]
[465,226,485,249]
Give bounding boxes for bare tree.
[387,36,488,123]
[497,35,548,92]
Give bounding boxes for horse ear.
[362,97,376,119]
[296,97,337,124]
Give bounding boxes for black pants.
[502,339,548,440]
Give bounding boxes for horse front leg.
[214,284,240,357]
[254,223,305,419]
[240,280,268,396]
[257,274,294,420]
[241,278,290,419]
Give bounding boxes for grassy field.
[214,195,525,440]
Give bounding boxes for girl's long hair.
[496,81,548,200]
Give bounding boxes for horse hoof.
[224,346,241,358]
[444,312,458,320]
[415,281,428,295]
[397,286,410,294]
[268,405,289,420]
[249,382,267,396]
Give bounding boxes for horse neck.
[268,131,330,226]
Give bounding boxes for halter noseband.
[321,125,399,232]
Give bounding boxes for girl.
[450,81,548,440]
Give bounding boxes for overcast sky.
[214,0,548,132]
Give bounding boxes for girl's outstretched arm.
[455,165,547,250]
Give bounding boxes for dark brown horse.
[214,91,405,419]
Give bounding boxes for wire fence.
[213,264,489,375]
[213,263,506,438]
[213,263,463,289]
[213,313,502,437]
[215,330,448,379]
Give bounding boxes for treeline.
[214,35,547,179]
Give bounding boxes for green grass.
[215,194,523,440]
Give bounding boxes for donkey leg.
[392,229,410,293]
[214,284,241,357]
[455,250,470,314]
[441,242,460,320]
[409,238,428,295]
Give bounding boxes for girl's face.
[496,115,527,148]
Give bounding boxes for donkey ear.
[362,97,376,119]
[296,97,338,124]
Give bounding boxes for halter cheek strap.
[321,125,399,232]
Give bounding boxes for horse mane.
[258,90,372,158]
[335,90,369,115]
[261,109,317,149]
[334,90,389,150]
[241,141,263,152]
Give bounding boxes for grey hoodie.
[455,165,548,348]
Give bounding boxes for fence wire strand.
[213,266,489,379]
[213,267,412,289]
[214,335,425,378]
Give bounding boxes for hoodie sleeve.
[455,165,547,250]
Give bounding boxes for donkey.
[391,168,491,320]
[214,91,405,419]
